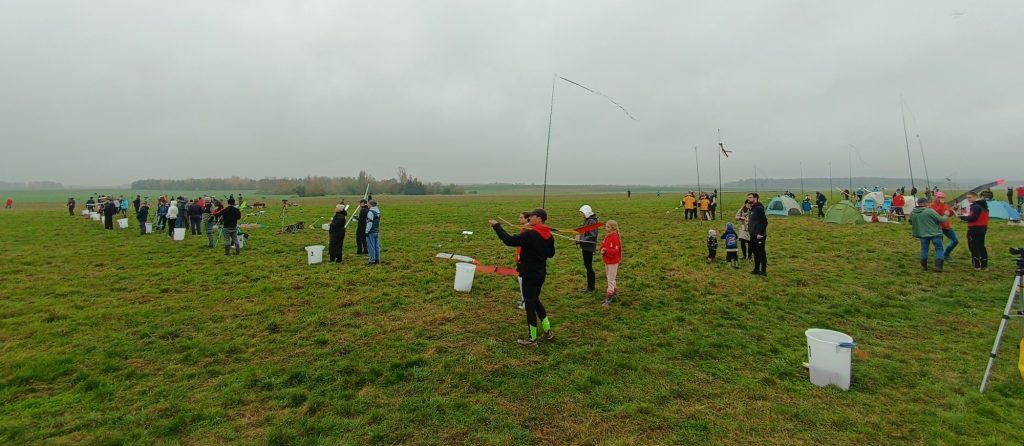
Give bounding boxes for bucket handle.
[838,341,856,349]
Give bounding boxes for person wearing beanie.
[600,220,621,307]
[576,204,599,293]
[215,198,242,255]
[960,191,990,270]
[929,191,958,261]
[489,209,556,347]
[354,199,369,255]
[365,200,381,265]
[746,193,769,276]
[328,202,347,263]
[706,229,718,263]
[722,223,739,268]
[910,196,948,272]
[137,201,150,235]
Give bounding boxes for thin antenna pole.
[828,162,833,202]
[753,165,757,193]
[847,145,854,195]
[916,134,932,190]
[542,73,556,209]
[694,146,702,197]
[717,129,724,220]
[900,96,916,189]
[799,161,804,198]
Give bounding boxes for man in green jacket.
[910,196,949,272]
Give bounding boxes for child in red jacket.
[600,220,621,307]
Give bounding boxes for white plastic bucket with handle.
[306,245,324,264]
[322,223,330,231]
[805,328,855,391]
[173,228,185,241]
[454,262,476,292]
[91,212,100,221]
[81,210,89,216]
[117,218,128,229]
[145,223,153,234]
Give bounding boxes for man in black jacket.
[815,192,827,218]
[217,198,243,255]
[354,199,369,255]
[746,193,769,276]
[328,203,347,263]
[102,199,117,230]
[490,209,556,346]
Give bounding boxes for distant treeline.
[0,180,63,190]
[130,169,464,196]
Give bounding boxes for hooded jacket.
[747,202,768,239]
[493,223,555,278]
[601,231,621,264]
[578,207,599,253]
[329,209,347,237]
[960,199,989,228]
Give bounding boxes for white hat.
[579,205,593,217]
[708,229,717,236]
[335,204,345,212]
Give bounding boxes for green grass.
[1,193,1023,445]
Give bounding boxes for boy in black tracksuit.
[354,200,369,255]
[491,209,556,346]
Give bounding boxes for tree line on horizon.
[130,168,464,196]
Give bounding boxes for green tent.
[824,200,864,224]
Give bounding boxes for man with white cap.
[328,202,347,263]
[577,205,599,293]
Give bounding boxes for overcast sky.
[1,0,1020,187]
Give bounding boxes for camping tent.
[958,199,1021,221]
[859,191,886,213]
[824,200,864,224]
[766,196,801,216]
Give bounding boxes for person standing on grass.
[910,196,948,272]
[216,198,242,255]
[166,199,179,237]
[960,191,990,270]
[354,199,369,255]
[137,201,150,235]
[722,222,740,268]
[930,192,958,262]
[576,205,599,293]
[600,219,621,307]
[706,229,718,263]
[67,197,76,216]
[187,199,203,236]
[709,190,718,220]
[1017,185,1024,211]
[120,195,129,217]
[735,202,751,260]
[683,192,696,220]
[1008,187,1014,205]
[815,192,826,218]
[156,200,168,231]
[699,194,711,220]
[103,198,117,230]
[202,198,218,248]
[132,195,141,216]
[365,200,381,265]
[490,209,555,346]
[746,193,768,276]
[514,211,532,310]
[328,203,347,263]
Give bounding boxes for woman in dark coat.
[328,203,348,263]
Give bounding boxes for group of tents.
[761,193,1021,224]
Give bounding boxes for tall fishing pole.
[799,161,804,198]
[847,144,855,195]
[828,162,833,202]
[541,74,635,209]
[694,146,702,197]
[717,129,726,220]
[753,165,758,193]
[916,134,932,190]
[542,73,556,209]
[900,95,916,189]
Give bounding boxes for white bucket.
[117,218,128,229]
[81,210,89,216]
[91,212,100,221]
[145,222,153,234]
[322,223,330,231]
[305,245,324,264]
[237,234,245,249]
[805,328,855,391]
[173,228,185,241]
[454,262,476,292]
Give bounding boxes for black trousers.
[356,230,367,254]
[740,239,750,259]
[817,204,825,217]
[967,227,988,268]
[329,234,345,262]
[69,206,75,216]
[521,275,548,330]
[104,215,113,229]
[139,218,147,235]
[752,238,767,273]
[190,216,202,235]
[582,250,596,290]
[167,218,176,236]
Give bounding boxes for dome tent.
[824,200,865,224]
[766,196,801,216]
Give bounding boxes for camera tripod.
[979,253,1024,393]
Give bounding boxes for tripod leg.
[980,275,1023,393]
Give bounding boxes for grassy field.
[2,192,1024,445]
